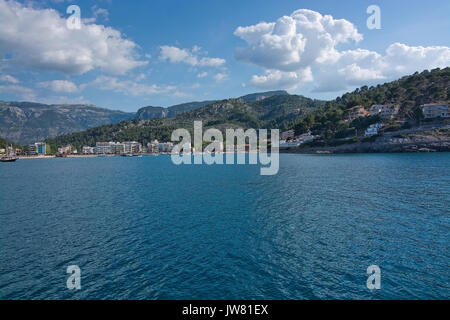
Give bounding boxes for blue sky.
[0,0,449,112]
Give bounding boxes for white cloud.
[0,0,147,75]
[251,68,312,90]
[0,74,20,84]
[313,44,450,92]
[197,72,208,78]
[159,46,225,67]
[383,43,450,77]
[213,73,228,82]
[234,9,362,72]
[37,80,79,93]
[89,76,176,96]
[235,9,450,92]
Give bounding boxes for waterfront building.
[95,142,113,154]
[35,142,46,155]
[420,103,449,119]
[82,146,95,154]
[365,123,384,136]
[370,104,400,119]
[58,145,72,154]
[346,106,369,122]
[157,142,174,153]
[111,142,125,154]
[123,141,141,154]
[147,140,159,153]
[25,144,37,156]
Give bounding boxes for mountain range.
[0,90,289,144]
[45,92,325,150]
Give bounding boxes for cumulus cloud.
[37,80,79,93]
[251,68,313,90]
[234,9,450,92]
[0,74,20,84]
[213,73,228,82]
[159,46,225,67]
[235,9,362,72]
[383,43,450,77]
[0,0,147,75]
[313,44,450,92]
[89,76,176,96]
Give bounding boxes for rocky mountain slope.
[0,102,135,144]
[136,101,215,121]
[134,91,289,120]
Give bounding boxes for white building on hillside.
[365,123,384,136]
[370,104,399,119]
[420,103,449,119]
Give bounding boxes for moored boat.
[0,156,17,162]
[0,145,18,162]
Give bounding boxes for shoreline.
[282,126,450,155]
[11,148,450,160]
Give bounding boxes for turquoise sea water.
[0,153,449,299]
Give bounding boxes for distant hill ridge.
[0,90,291,144]
[135,91,289,120]
[45,93,325,149]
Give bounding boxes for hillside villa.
[280,131,315,149]
[365,123,384,136]
[370,104,400,119]
[345,106,370,122]
[420,103,449,119]
[280,129,295,140]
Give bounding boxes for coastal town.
[1,102,449,160]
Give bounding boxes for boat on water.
[121,153,142,157]
[1,145,18,162]
[0,156,17,162]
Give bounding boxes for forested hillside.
[290,67,449,139]
[46,94,325,149]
